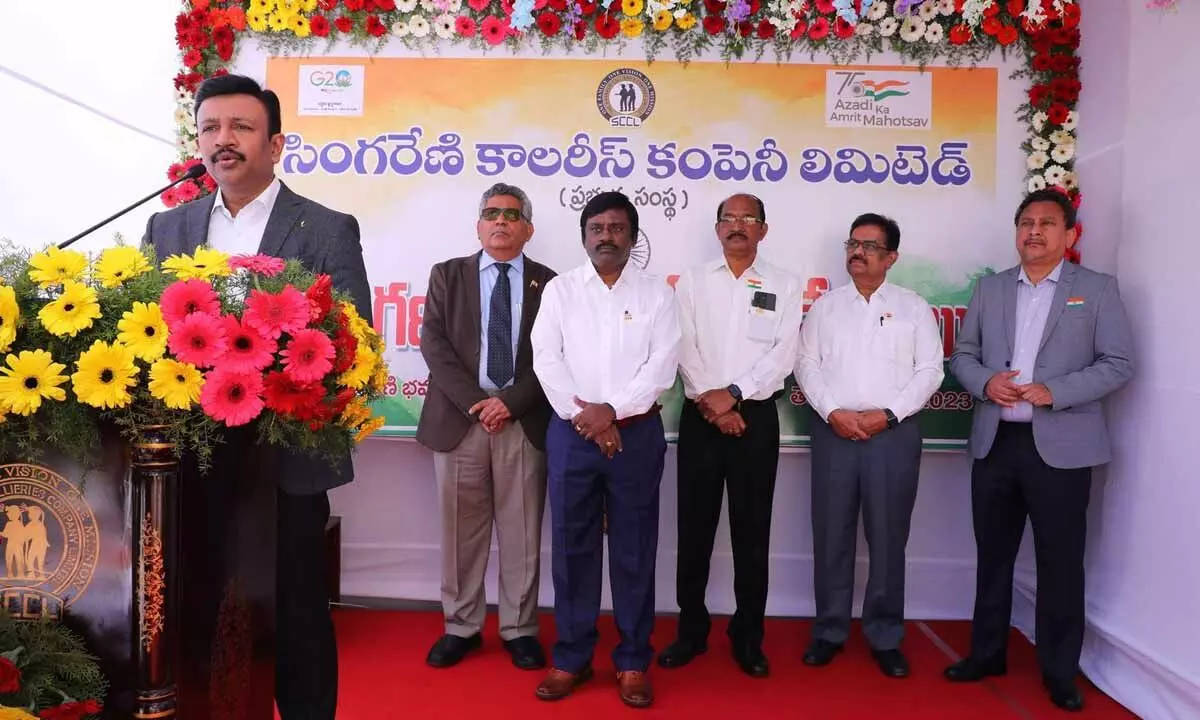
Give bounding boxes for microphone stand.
[58,166,208,250]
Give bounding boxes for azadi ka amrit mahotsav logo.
[825,70,932,129]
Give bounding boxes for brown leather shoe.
[617,670,654,708]
[535,666,593,701]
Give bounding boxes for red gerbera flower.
[229,254,286,277]
[243,285,311,340]
[305,274,334,323]
[167,312,227,368]
[481,15,509,44]
[281,328,336,384]
[263,371,326,418]
[332,313,359,375]
[161,279,221,328]
[456,15,477,36]
[200,367,265,427]
[217,315,277,373]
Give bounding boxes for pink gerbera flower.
[160,279,221,328]
[280,328,336,384]
[200,367,265,427]
[217,315,278,373]
[229,254,286,277]
[167,312,227,368]
[243,285,310,340]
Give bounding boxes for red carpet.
[331,609,1136,719]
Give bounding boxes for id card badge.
[747,291,777,342]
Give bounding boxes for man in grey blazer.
[947,189,1134,712]
[142,74,370,720]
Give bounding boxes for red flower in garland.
[756,19,775,39]
[311,15,331,37]
[702,14,725,35]
[808,16,830,40]
[263,371,327,418]
[996,24,1019,46]
[537,11,562,36]
[949,24,973,45]
[334,16,354,33]
[456,15,478,36]
[1046,102,1070,125]
[482,15,510,44]
[366,14,388,36]
[38,699,103,720]
[833,16,855,40]
[0,656,20,693]
[814,0,835,12]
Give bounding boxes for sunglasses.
[480,207,523,222]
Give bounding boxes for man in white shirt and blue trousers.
[530,192,681,709]
[795,213,944,679]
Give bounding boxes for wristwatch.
[727,384,743,402]
[884,409,899,429]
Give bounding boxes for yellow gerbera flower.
[354,415,386,443]
[148,358,204,410]
[338,345,376,390]
[161,247,232,281]
[0,284,18,353]
[72,340,138,410]
[247,9,269,32]
[291,14,311,37]
[676,11,697,29]
[0,350,69,416]
[622,0,644,16]
[621,17,645,37]
[38,281,102,338]
[653,9,673,30]
[117,302,170,361]
[94,246,152,288]
[27,246,88,288]
[268,11,291,32]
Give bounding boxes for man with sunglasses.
[658,194,803,678]
[418,183,557,671]
[794,213,944,678]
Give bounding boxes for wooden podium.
[0,424,276,718]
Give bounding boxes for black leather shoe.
[425,633,482,668]
[802,639,843,667]
[732,644,770,678]
[1043,675,1084,712]
[943,655,1007,682]
[503,636,547,670]
[657,639,707,669]
[871,649,910,678]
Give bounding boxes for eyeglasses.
[844,239,893,254]
[718,215,765,226]
[480,207,523,222]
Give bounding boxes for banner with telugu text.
[263,53,1016,450]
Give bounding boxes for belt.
[615,403,661,428]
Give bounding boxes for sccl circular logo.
[310,69,353,88]
[596,69,656,128]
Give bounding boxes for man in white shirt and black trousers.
[795,213,943,679]
[657,193,803,678]
[530,191,680,708]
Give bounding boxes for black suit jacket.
[141,180,372,495]
[416,251,555,452]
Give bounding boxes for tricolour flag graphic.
[861,79,910,101]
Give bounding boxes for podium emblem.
[0,463,100,620]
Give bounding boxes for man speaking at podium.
[141,74,371,720]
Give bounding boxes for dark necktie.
[487,262,514,388]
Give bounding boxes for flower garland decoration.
[167,0,1083,255]
[0,611,106,719]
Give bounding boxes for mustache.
[594,242,619,252]
[725,232,748,241]
[212,149,245,163]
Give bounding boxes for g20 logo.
[310,69,353,88]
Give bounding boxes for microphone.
[58,164,208,250]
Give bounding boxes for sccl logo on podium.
[597,68,657,128]
[0,464,100,621]
[825,69,933,129]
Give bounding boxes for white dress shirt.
[206,176,282,255]
[795,280,944,422]
[531,262,681,421]
[1001,260,1063,422]
[676,255,803,401]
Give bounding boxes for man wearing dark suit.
[417,183,556,671]
[142,74,370,720]
[947,189,1134,712]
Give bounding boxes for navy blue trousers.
[546,414,666,674]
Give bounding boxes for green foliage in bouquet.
[0,611,105,718]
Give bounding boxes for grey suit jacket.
[950,261,1134,469]
[141,181,373,495]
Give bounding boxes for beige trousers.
[434,420,546,640]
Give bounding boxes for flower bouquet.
[0,238,388,470]
[0,610,105,719]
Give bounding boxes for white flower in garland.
[867,0,889,21]
[1030,136,1050,151]
[1044,164,1068,186]
[1062,171,1079,190]
[1028,175,1047,192]
[856,21,875,36]
[767,0,804,33]
[899,15,926,41]
[960,0,991,27]
[1031,111,1048,132]
[434,12,456,38]
[1027,150,1049,170]
[937,0,956,15]
[917,1,938,22]
[1050,142,1075,164]
[1049,129,1073,146]
[420,0,437,11]
[1061,110,1078,131]
[391,20,410,36]
[396,0,419,11]
[924,21,944,43]
[878,16,899,36]
[408,14,431,37]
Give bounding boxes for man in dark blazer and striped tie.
[418,183,557,672]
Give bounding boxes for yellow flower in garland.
[338,397,372,429]
[653,9,673,30]
[27,246,88,288]
[268,11,292,32]
[621,17,645,37]
[370,362,389,393]
[0,706,39,720]
[622,0,645,15]
[291,14,311,37]
[0,284,18,353]
[250,0,271,11]
[247,9,269,31]
[676,12,697,29]
[94,245,152,288]
[148,358,204,410]
[354,415,386,443]
[118,302,170,361]
[38,281,102,338]
[0,350,69,416]
[161,247,232,281]
[72,340,138,410]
